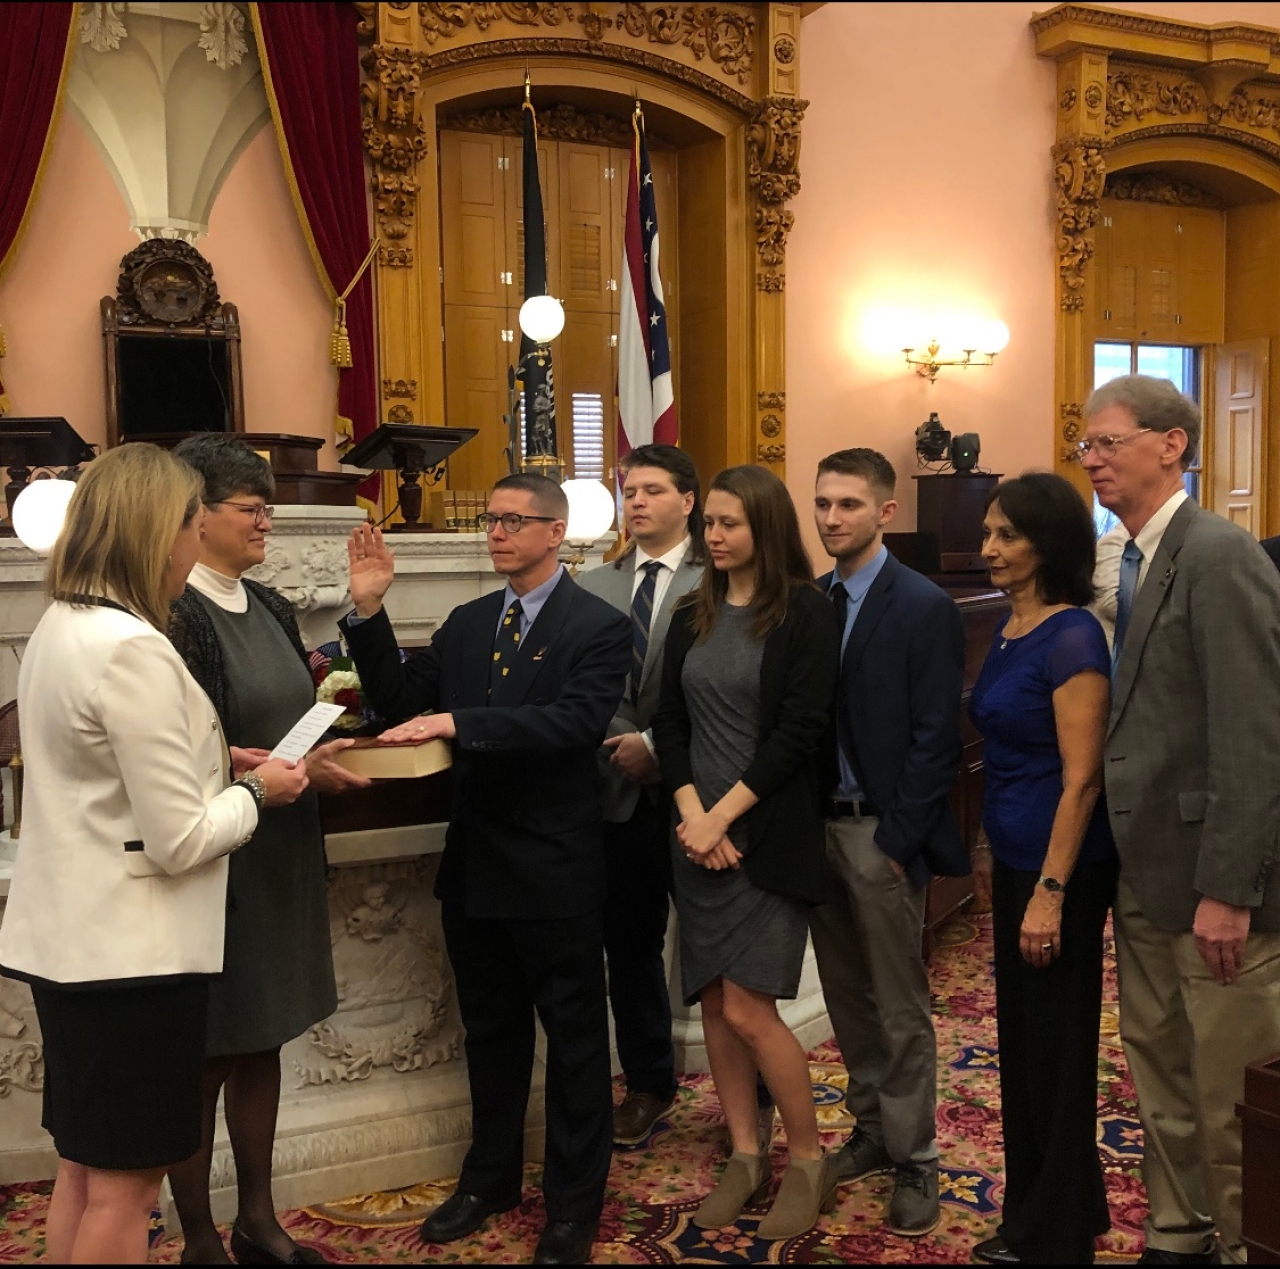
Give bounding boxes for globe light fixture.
[562,477,615,543]
[12,476,76,556]
[518,294,565,345]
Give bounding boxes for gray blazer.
[1106,500,1280,932]
[577,548,703,822]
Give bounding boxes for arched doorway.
[1035,2,1280,537]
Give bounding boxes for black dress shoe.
[1137,1249,1218,1265]
[533,1219,598,1265]
[973,1236,1021,1265]
[229,1222,327,1264]
[419,1192,518,1245]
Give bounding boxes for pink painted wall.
[0,114,339,467]
[787,0,1280,546]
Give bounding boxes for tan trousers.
[1114,878,1280,1264]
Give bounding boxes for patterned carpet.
[0,914,1146,1264]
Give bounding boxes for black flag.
[519,100,555,460]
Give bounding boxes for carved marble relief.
[294,861,458,1087]
[0,982,41,1099]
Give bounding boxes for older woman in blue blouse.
[968,472,1118,1267]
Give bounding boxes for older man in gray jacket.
[1083,374,1280,1266]
[579,445,704,1146]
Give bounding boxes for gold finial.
[524,65,531,102]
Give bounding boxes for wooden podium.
[126,432,363,506]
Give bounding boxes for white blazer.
[0,600,258,984]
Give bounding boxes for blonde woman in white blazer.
[0,445,308,1265]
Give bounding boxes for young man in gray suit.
[578,445,705,1146]
[1083,374,1280,1267]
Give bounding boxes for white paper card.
[269,703,347,763]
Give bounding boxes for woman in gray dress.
[165,437,370,1265]
[652,465,841,1242]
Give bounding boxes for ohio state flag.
[617,110,676,457]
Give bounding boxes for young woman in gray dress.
[165,437,370,1266]
[652,465,841,1241]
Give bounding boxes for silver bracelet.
[233,772,267,811]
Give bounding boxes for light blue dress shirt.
[829,545,889,800]
[495,564,564,641]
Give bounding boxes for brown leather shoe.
[613,1091,676,1146]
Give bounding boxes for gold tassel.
[330,299,352,369]
[0,321,7,359]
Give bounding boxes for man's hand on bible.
[604,732,659,784]
[1193,896,1251,985]
[378,713,456,745]
[347,522,396,617]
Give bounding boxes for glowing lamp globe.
[562,478,615,543]
[518,294,565,344]
[12,477,76,556]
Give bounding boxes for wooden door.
[558,143,615,315]
[440,132,511,309]
[1212,338,1267,536]
[1177,207,1225,346]
[443,305,514,492]
[1142,204,1179,342]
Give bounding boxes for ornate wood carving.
[759,413,782,438]
[388,403,415,423]
[383,378,418,398]
[619,3,754,84]
[1053,137,1107,312]
[418,35,753,112]
[1104,171,1222,209]
[415,3,754,83]
[438,102,637,146]
[746,95,807,290]
[114,239,223,327]
[1214,84,1280,137]
[1106,67,1206,132]
[757,391,785,410]
[361,45,431,267]
[757,442,785,464]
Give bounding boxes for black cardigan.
[651,583,840,906]
[169,579,310,734]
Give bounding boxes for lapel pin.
[532,646,547,661]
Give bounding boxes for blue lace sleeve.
[1045,613,1110,691]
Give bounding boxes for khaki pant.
[1114,878,1280,1264]
[808,816,937,1163]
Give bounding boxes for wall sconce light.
[903,319,1009,383]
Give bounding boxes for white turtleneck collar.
[188,561,249,613]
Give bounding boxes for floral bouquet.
[309,638,409,733]
[310,641,368,731]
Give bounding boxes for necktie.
[830,580,850,647]
[1111,539,1143,676]
[629,560,663,701]
[489,598,523,696]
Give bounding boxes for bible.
[333,736,452,780]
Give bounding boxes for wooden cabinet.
[1093,198,1224,346]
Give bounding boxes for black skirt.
[31,977,209,1171]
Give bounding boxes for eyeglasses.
[212,500,274,526]
[476,511,557,535]
[1070,428,1151,461]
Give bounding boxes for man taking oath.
[341,474,631,1266]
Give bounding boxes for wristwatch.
[1038,875,1064,894]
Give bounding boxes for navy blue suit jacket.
[340,572,631,921]
[821,552,969,887]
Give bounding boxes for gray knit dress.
[197,590,338,1056]
[671,602,809,1005]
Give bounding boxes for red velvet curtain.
[253,3,378,498]
[0,3,75,414]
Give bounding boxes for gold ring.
[1041,943,1052,950]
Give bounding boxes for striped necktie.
[1111,539,1143,677]
[629,560,663,701]
[489,598,523,697]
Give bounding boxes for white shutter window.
[571,392,605,482]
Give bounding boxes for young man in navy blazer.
[340,474,631,1266]
[810,448,968,1238]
